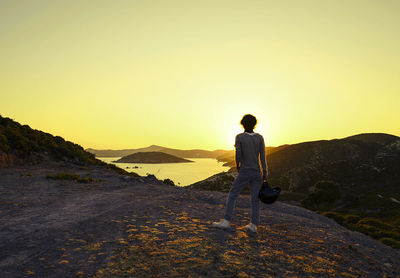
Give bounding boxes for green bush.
[354,224,380,235]
[0,115,99,165]
[77,177,95,183]
[320,212,400,249]
[379,237,400,249]
[321,211,344,225]
[163,178,175,186]
[190,172,237,193]
[357,218,394,231]
[46,172,95,183]
[47,172,81,181]
[302,180,341,210]
[371,230,400,241]
[343,214,361,224]
[104,162,140,177]
[348,222,400,242]
[0,133,8,147]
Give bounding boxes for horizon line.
[85,132,400,152]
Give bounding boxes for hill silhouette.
[86,145,229,158]
[0,115,98,166]
[0,115,137,176]
[114,151,193,163]
[194,133,400,248]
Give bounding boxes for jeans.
[223,169,262,225]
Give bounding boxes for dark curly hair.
[240,114,257,131]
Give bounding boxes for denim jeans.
[223,169,262,225]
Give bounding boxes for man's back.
[235,132,267,176]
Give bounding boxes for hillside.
[214,133,400,198]
[0,115,99,166]
[86,145,230,158]
[192,133,400,248]
[0,115,138,177]
[114,151,193,163]
[1,164,399,277]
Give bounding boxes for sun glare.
[1,1,399,150]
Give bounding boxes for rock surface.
[0,164,399,277]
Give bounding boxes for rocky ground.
[0,164,399,277]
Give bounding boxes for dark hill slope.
[114,151,193,163]
[266,133,400,195]
[346,133,400,144]
[215,133,400,195]
[192,133,400,248]
[0,115,137,176]
[0,115,98,166]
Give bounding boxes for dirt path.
[0,164,399,277]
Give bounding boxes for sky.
[1,0,399,150]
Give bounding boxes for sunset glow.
[1,0,399,150]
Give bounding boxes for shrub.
[163,178,175,186]
[302,180,341,210]
[343,214,361,224]
[379,238,400,249]
[104,162,140,177]
[77,177,95,183]
[0,115,99,165]
[0,133,8,149]
[46,172,95,183]
[47,172,80,180]
[321,211,344,225]
[357,218,394,231]
[371,230,400,241]
[354,224,380,235]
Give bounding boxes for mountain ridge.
[86,145,230,158]
[192,132,400,248]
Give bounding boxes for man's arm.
[235,135,241,171]
[259,136,268,179]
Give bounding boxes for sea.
[98,157,230,186]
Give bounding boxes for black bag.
[258,180,281,204]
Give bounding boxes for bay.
[98,157,230,186]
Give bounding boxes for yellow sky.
[1,0,399,150]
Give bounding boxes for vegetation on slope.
[301,180,400,249]
[0,115,97,165]
[0,115,139,176]
[192,134,400,248]
[190,172,240,193]
[46,172,96,183]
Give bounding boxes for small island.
[113,151,193,164]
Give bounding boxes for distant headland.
[113,151,194,164]
[86,145,229,158]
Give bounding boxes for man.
[213,114,268,233]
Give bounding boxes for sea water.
[98,157,230,186]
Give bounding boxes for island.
[113,151,194,163]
